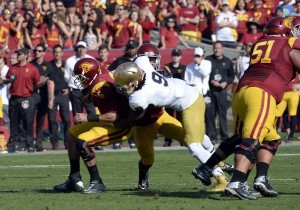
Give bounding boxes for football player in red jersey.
[53,58,133,193]
[192,16,300,200]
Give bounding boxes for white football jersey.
[130,56,199,111]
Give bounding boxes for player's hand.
[74,113,88,123]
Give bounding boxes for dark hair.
[0,56,7,65]
[234,0,249,11]
[35,43,47,51]
[98,44,109,52]
[213,41,224,48]
[53,44,63,52]
[164,15,182,34]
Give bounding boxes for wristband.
[87,114,99,122]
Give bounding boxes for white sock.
[212,167,224,177]
[201,135,215,153]
[188,142,212,163]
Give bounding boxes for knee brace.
[235,138,260,164]
[76,140,95,162]
[258,140,281,156]
[218,134,242,159]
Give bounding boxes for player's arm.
[113,107,146,128]
[289,49,300,73]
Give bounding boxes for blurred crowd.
[0,0,299,55]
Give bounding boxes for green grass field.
[0,143,299,210]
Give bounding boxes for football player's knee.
[218,134,242,158]
[76,139,95,162]
[141,157,154,166]
[235,138,260,164]
[258,140,281,156]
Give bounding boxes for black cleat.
[191,164,213,186]
[138,174,149,190]
[129,143,136,149]
[253,176,278,197]
[218,162,234,175]
[53,178,84,193]
[82,180,107,194]
[94,146,104,151]
[225,181,257,200]
[113,143,121,149]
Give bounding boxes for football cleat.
[192,164,213,186]
[129,143,136,149]
[113,143,121,149]
[82,180,107,194]
[138,177,149,190]
[244,181,261,197]
[218,161,234,175]
[53,178,84,193]
[225,181,257,200]
[206,175,228,192]
[253,176,278,197]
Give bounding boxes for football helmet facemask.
[289,16,300,38]
[73,58,101,89]
[113,62,144,96]
[264,16,291,37]
[137,43,161,71]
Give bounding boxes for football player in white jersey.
[114,56,229,192]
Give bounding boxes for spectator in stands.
[107,5,135,49]
[250,0,271,27]
[234,0,252,42]
[279,0,295,17]
[38,0,51,17]
[138,8,156,44]
[7,0,16,13]
[0,9,12,53]
[80,1,92,24]
[43,13,63,50]
[87,7,107,44]
[215,0,238,48]
[56,10,75,49]
[71,13,84,45]
[197,0,218,43]
[24,17,45,50]
[48,44,70,150]
[237,20,263,50]
[274,6,285,17]
[178,0,200,42]
[159,16,190,49]
[79,17,102,50]
[158,0,181,25]
[129,10,143,46]
[8,12,25,51]
[292,0,300,15]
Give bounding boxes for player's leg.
[226,87,277,200]
[134,123,158,190]
[286,91,299,142]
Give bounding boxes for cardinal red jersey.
[237,37,300,103]
[89,71,130,117]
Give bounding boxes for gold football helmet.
[113,62,144,96]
